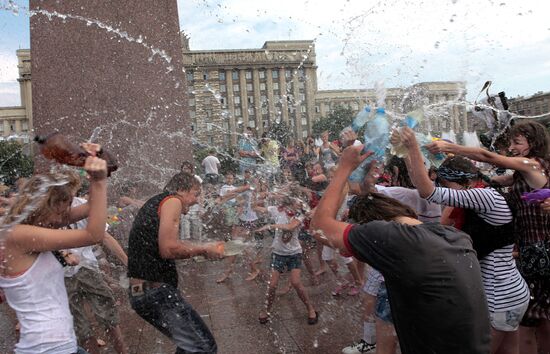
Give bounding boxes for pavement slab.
[1,257,364,353]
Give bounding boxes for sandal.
[259,312,270,324]
[307,311,319,325]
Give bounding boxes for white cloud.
[0,81,20,106]
[177,0,550,99]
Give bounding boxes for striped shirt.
[427,187,530,312]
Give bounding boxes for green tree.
[312,104,355,141]
[0,140,34,186]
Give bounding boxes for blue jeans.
[129,284,217,354]
[375,282,393,324]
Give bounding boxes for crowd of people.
[0,118,549,354]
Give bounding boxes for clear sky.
[1,0,549,107]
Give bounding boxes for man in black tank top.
[127,172,224,354]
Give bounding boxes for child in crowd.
[254,196,318,325]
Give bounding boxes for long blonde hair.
[1,171,80,227]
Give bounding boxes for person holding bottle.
[0,144,108,354]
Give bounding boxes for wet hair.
[180,161,195,172]
[2,171,80,227]
[386,156,414,188]
[163,172,200,194]
[437,156,480,186]
[509,120,550,160]
[348,192,418,224]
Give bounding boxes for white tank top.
[0,252,77,354]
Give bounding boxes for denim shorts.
[490,301,530,332]
[271,253,302,273]
[363,267,384,296]
[375,283,393,324]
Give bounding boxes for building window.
[186,71,194,82]
[249,120,256,128]
[272,69,279,79]
[234,96,241,104]
[245,71,252,80]
[260,83,266,91]
[246,83,253,91]
[285,69,292,78]
[202,71,209,80]
[205,110,212,120]
[223,122,229,130]
[22,121,28,132]
[191,123,195,132]
[298,81,305,90]
[352,102,359,111]
[232,70,239,80]
[188,86,194,94]
[259,70,266,79]
[233,84,240,92]
[261,95,267,103]
[208,136,214,145]
[301,118,307,125]
[248,107,255,115]
[220,84,226,92]
[273,82,279,90]
[301,106,307,113]
[219,71,226,81]
[190,111,196,119]
[300,93,306,101]
[263,120,269,128]
[248,96,254,104]
[235,108,242,116]
[189,98,195,106]
[298,68,305,78]
[207,123,213,131]
[315,106,320,113]
[220,97,226,105]
[261,107,268,114]
[302,130,308,138]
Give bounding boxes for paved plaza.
[1,258,364,354]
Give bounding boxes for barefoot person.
[311,144,491,354]
[127,172,224,354]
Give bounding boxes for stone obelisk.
[30,0,191,194]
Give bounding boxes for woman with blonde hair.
[0,147,108,354]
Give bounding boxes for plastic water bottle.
[349,108,390,183]
[350,106,372,132]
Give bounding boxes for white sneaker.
[342,339,376,354]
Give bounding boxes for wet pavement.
[1,257,364,354]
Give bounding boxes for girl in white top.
[0,146,108,354]
[254,196,318,325]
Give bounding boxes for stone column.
[30,0,191,194]
[252,69,262,136]
[266,68,275,126]
[292,72,301,139]
[279,68,288,124]
[239,69,249,129]
[225,69,237,145]
[305,67,316,136]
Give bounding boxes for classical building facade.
[2,43,476,148]
[508,91,550,126]
[182,38,318,146]
[315,81,468,135]
[0,49,32,142]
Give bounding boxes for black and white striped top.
[427,187,530,312]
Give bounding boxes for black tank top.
[461,209,515,260]
[127,192,179,287]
